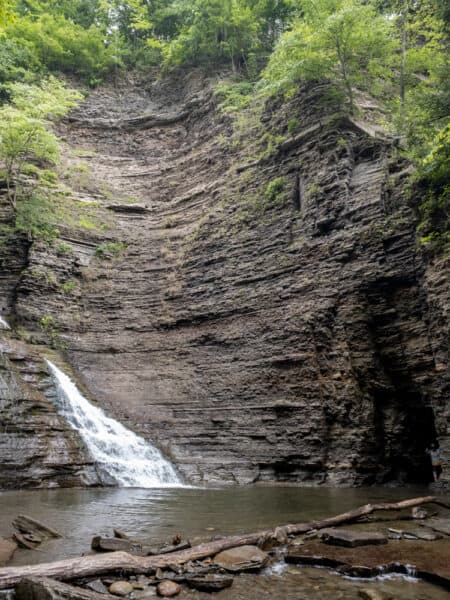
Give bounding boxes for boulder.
[319,529,387,548]
[108,581,134,597]
[156,581,181,597]
[0,538,17,566]
[213,545,269,572]
[91,536,144,555]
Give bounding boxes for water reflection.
[0,485,433,566]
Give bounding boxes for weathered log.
[0,495,445,589]
[155,541,191,555]
[15,577,107,600]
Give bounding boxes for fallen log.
[0,495,445,589]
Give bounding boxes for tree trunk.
[0,496,444,589]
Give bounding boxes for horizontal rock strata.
[1,72,448,487]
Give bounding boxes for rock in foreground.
[156,581,181,597]
[0,539,17,566]
[108,581,134,597]
[319,528,388,547]
[213,545,269,572]
[185,573,233,591]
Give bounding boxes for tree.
[0,0,14,28]
[0,78,82,237]
[162,0,261,71]
[408,123,450,250]
[261,0,397,112]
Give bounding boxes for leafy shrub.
[39,315,65,348]
[95,241,127,258]
[215,80,255,113]
[287,118,299,135]
[6,14,116,83]
[265,177,286,202]
[409,124,450,252]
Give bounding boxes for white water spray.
[46,360,181,487]
[0,316,10,329]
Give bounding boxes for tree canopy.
[0,0,448,246]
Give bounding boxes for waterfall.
[0,316,10,329]
[46,360,181,488]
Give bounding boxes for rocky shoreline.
[0,496,449,598]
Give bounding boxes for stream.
[1,485,448,599]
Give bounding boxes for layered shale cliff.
[0,72,448,487]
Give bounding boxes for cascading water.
[46,360,181,487]
[0,315,10,329]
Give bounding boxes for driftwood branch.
[0,495,444,589]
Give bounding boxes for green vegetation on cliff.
[0,0,448,247]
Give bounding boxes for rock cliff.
[0,72,448,487]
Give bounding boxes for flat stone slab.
[91,536,144,555]
[388,527,442,541]
[286,537,450,582]
[319,528,387,547]
[213,545,269,572]
[419,518,450,536]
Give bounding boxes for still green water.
[0,485,448,599]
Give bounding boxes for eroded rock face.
[0,337,100,489]
[1,72,448,488]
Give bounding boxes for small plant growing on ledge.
[265,177,286,203]
[59,280,77,294]
[39,315,66,349]
[55,241,73,256]
[95,241,127,258]
[287,118,300,135]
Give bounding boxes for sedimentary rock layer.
[1,72,448,486]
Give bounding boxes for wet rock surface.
[0,539,16,566]
[319,528,388,547]
[213,546,269,572]
[0,338,100,489]
[0,72,448,487]
[184,574,233,591]
[287,536,450,582]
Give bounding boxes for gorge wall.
[0,72,448,487]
